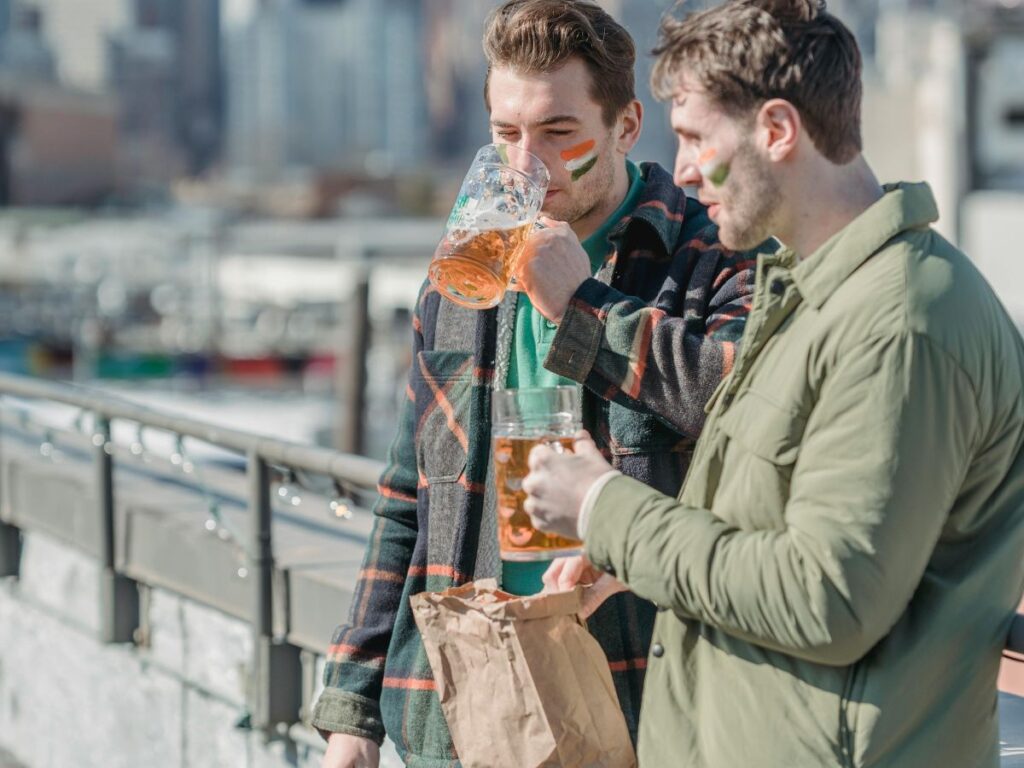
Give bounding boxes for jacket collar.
[608,162,687,255]
[791,182,939,309]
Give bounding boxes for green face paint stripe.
[708,162,730,187]
[570,156,598,182]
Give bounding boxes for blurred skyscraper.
[0,4,57,84]
[139,0,223,174]
[0,0,9,45]
[226,0,429,181]
[107,0,223,186]
[422,0,492,163]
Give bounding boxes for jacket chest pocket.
[713,388,806,529]
[412,350,474,483]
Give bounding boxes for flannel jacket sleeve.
[545,231,764,439]
[309,296,424,744]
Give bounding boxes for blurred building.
[107,0,223,191]
[0,75,117,205]
[141,0,223,174]
[107,22,181,191]
[422,0,492,163]
[226,0,429,182]
[224,0,685,186]
[0,4,57,84]
[0,1,9,50]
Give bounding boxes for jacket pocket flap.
[717,388,805,465]
[412,350,473,482]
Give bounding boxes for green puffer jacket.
[586,183,1024,767]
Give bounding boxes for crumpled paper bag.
[410,579,637,768]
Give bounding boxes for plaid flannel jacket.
[311,163,762,767]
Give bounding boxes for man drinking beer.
[312,2,769,765]
[522,1,1024,765]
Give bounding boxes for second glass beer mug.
[429,143,549,309]
[492,386,584,561]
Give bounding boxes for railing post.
[0,411,19,577]
[94,416,139,643]
[337,260,370,455]
[248,450,301,731]
[0,520,19,577]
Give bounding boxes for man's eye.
[548,130,572,136]
[496,132,518,140]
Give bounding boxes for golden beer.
[493,437,583,560]
[428,221,532,309]
[430,143,548,309]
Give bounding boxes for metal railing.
[0,371,385,732]
[3,369,1024,736]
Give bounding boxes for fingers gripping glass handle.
[542,438,567,454]
[509,220,547,287]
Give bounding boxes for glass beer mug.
[429,143,549,309]
[491,386,584,560]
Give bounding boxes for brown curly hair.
[652,0,863,164]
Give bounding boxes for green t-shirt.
[501,161,645,595]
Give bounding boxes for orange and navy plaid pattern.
[311,163,762,766]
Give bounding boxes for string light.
[330,480,354,520]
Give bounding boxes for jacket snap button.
[770,279,785,296]
[603,563,616,575]
[651,643,665,658]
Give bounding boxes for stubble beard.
[542,134,617,227]
[719,139,781,251]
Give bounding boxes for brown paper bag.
[410,579,638,768]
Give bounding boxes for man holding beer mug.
[313,1,768,765]
[521,1,1024,766]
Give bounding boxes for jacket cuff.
[544,277,616,382]
[583,473,651,579]
[308,688,386,746]
[577,469,622,539]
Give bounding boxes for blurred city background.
[0,1,1022,766]
[0,0,1017,455]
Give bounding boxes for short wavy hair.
[483,0,636,127]
[652,0,863,164]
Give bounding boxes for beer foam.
[461,208,523,231]
[448,207,527,246]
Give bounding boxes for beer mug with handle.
[429,143,549,309]
[492,386,584,560]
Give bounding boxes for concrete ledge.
[0,531,403,768]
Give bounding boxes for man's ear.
[757,98,801,163]
[616,99,643,155]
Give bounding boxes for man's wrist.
[309,689,385,745]
[577,469,622,539]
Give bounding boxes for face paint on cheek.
[561,139,598,182]
[698,147,730,187]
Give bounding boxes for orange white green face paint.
[561,139,598,181]
[698,147,730,187]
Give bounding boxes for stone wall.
[0,532,402,768]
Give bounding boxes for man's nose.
[674,157,702,188]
